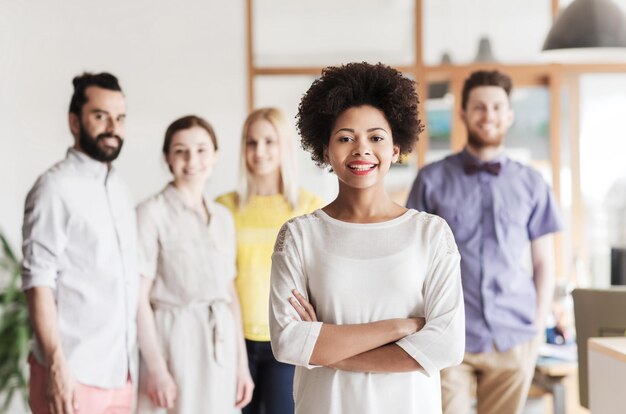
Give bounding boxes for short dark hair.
[461,70,512,109]
[297,62,422,168]
[69,72,122,115]
[162,115,218,155]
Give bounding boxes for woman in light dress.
[269,63,466,414]
[136,115,254,413]
[216,108,321,414]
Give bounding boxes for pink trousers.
[29,354,133,414]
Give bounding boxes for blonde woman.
[216,108,322,413]
[137,115,253,413]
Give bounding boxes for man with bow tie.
[406,70,562,414]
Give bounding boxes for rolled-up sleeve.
[396,218,465,377]
[21,177,68,290]
[269,223,322,368]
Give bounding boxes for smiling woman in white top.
[269,62,465,414]
[136,115,253,413]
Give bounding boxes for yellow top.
[216,189,322,341]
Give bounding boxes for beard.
[466,129,505,150]
[78,123,123,163]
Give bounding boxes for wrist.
[394,319,414,338]
[44,348,66,370]
[237,359,249,371]
[146,360,169,376]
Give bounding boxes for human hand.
[146,367,177,409]
[46,360,78,414]
[289,289,318,322]
[414,317,426,332]
[234,363,254,408]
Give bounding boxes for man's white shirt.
[22,148,138,387]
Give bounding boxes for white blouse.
[269,209,465,414]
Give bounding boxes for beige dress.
[136,184,239,414]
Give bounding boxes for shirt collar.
[459,147,507,167]
[66,147,113,181]
[163,182,213,218]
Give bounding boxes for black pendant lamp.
[474,36,497,63]
[542,0,626,62]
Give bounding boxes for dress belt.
[152,300,231,366]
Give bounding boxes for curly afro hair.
[297,62,423,168]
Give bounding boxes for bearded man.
[406,70,562,414]
[22,72,138,414]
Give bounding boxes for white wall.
[0,0,247,251]
[579,74,626,286]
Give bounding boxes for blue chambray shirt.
[407,149,562,353]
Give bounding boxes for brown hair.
[461,70,512,110]
[162,115,218,155]
[69,72,122,115]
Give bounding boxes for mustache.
[95,133,122,143]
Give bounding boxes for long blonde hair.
[236,107,299,210]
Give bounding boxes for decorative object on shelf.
[427,81,449,100]
[440,51,452,65]
[0,232,30,412]
[427,52,453,100]
[473,36,497,62]
[542,0,626,62]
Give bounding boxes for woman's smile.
[347,161,377,175]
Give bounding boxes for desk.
[532,357,580,414]
[588,337,626,414]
